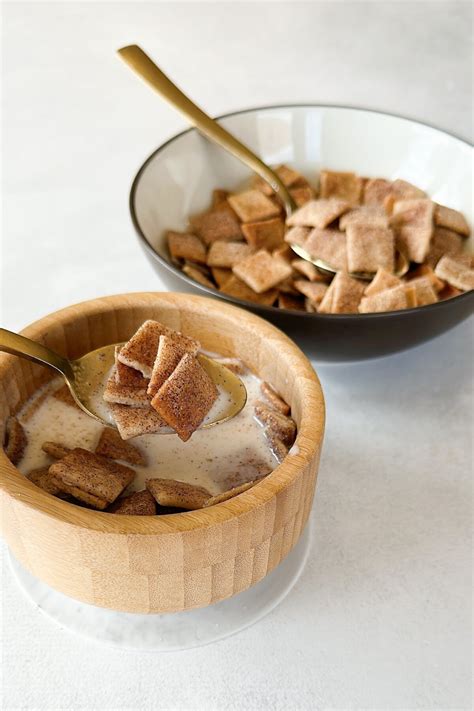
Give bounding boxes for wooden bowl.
[0,293,325,613]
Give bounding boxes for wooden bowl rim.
[0,292,325,535]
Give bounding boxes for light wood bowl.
[0,293,325,613]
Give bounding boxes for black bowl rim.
[129,102,474,321]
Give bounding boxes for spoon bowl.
[0,329,247,429]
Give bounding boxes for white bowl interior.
[132,106,473,260]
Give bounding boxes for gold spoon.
[0,329,247,428]
[117,44,408,282]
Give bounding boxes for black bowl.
[129,104,473,362]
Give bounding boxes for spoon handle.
[117,44,296,215]
[0,328,74,380]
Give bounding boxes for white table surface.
[1,2,472,709]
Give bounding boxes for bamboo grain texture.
[0,293,325,613]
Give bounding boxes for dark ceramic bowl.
[129,105,473,362]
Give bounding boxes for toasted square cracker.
[408,276,438,306]
[52,383,80,409]
[304,298,318,313]
[319,170,363,205]
[324,272,365,313]
[49,448,135,509]
[363,178,393,206]
[439,284,463,300]
[273,243,294,262]
[339,206,389,230]
[294,280,328,305]
[233,250,292,293]
[304,228,348,272]
[207,240,253,268]
[26,467,65,497]
[151,353,218,441]
[408,264,444,293]
[434,204,470,236]
[241,217,285,250]
[265,430,289,463]
[434,255,474,291]
[118,320,200,379]
[278,275,299,295]
[114,347,149,388]
[219,275,278,306]
[104,368,150,407]
[290,186,315,207]
[359,284,414,313]
[426,227,464,267]
[148,333,199,397]
[291,258,329,282]
[95,426,146,466]
[212,357,247,375]
[364,268,402,296]
[260,382,290,415]
[391,179,427,201]
[346,224,395,274]
[317,278,336,313]
[204,478,264,507]
[278,293,306,311]
[41,441,71,459]
[228,189,281,223]
[108,489,156,515]
[287,198,350,229]
[252,164,303,195]
[3,416,27,465]
[284,225,311,248]
[167,231,207,264]
[211,267,232,288]
[254,401,296,446]
[391,199,434,263]
[182,263,215,288]
[109,403,169,440]
[211,189,229,208]
[190,207,242,244]
[146,478,210,510]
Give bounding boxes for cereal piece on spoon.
[151,353,218,441]
[118,320,200,379]
[103,368,151,407]
[284,225,311,248]
[319,170,363,205]
[49,448,135,510]
[114,347,149,387]
[148,334,195,396]
[339,206,389,230]
[108,403,169,440]
[346,225,395,274]
[146,478,211,510]
[287,199,350,229]
[304,228,348,272]
[95,427,146,466]
[233,250,292,293]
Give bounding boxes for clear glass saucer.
[9,521,311,652]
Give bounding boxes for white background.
[1,2,472,710]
